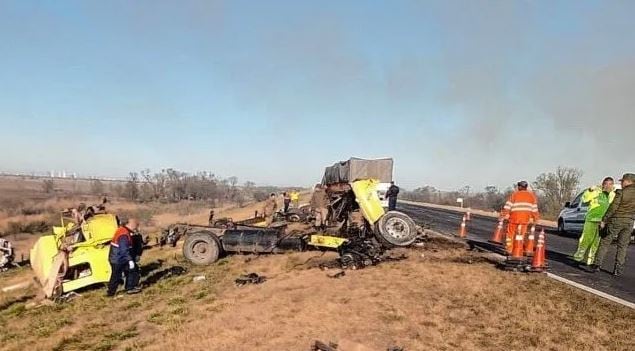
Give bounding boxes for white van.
[558,189,634,243]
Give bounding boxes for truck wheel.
[288,214,301,222]
[183,231,222,265]
[375,211,417,247]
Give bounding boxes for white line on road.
[406,202,635,310]
[421,228,635,310]
[546,273,635,310]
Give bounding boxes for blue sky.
[1,0,633,190]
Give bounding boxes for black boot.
[584,264,600,273]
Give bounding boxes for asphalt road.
[399,203,635,304]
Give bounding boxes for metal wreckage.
[162,158,421,269]
[0,238,15,271]
[25,158,421,298]
[27,199,151,299]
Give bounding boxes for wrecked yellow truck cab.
[30,213,118,298]
[350,178,386,225]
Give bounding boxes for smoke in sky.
[0,1,633,189]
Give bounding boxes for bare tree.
[402,186,438,203]
[90,179,104,195]
[533,166,583,218]
[141,168,167,200]
[110,183,125,198]
[42,179,55,194]
[125,172,140,201]
[228,176,238,200]
[484,186,507,211]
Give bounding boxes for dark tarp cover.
[322,158,393,185]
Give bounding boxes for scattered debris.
[317,239,408,271]
[312,340,338,351]
[235,273,266,287]
[311,340,402,351]
[193,275,206,282]
[451,254,490,265]
[141,266,187,287]
[1,280,32,293]
[0,238,15,271]
[55,291,82,304]
[383,253,408,262]
[327,271,346,279]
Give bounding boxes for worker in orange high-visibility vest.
[499,181,540,253]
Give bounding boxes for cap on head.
[517,181,529,190]
[619,173,635,183]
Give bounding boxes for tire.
[183,231,222,265]
[557,219,566,235]
[288,214,301,222]
[374,211,418,247]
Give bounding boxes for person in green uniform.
[573,177,615,266]
[592,173,635,276]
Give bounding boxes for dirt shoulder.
[1,199,633,351]
[1,235,633,351]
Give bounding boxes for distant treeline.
[42,168,302,207]
[402,167,583,220]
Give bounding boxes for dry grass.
[1,187,633,351]
[1,237,634,351]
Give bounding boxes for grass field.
[0,178,634,351]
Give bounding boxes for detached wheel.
[183,231,222,265]
[375,211,417,247]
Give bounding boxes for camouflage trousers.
[595,217,634,274]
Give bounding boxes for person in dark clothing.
[129,229,144,288]
[107,218,141,296]
[386,181,400,211]
[283,192,291,213]
[208,210,215,226]
[591,173,635,276]
[310,184,329,230]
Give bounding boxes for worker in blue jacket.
[106,218,141,296]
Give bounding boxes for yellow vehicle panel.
[29,235,58,288]
[308,235,348,248]
[351,179,386,224]
[30,213,118,295]
[81,214,119,243]
[62,244,111,293]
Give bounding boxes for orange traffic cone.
[458,215,467,238]
[510,224,524,259]
[524,225,536,256]
[530,228,547,272]
[489,219,504,244]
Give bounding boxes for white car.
[558,190,635,243]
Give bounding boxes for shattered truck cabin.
[179,157,419,267]
[321,157,417,247]
[30,207,118,298]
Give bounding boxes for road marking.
[546,273,635,310]
[422,227,635,310]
